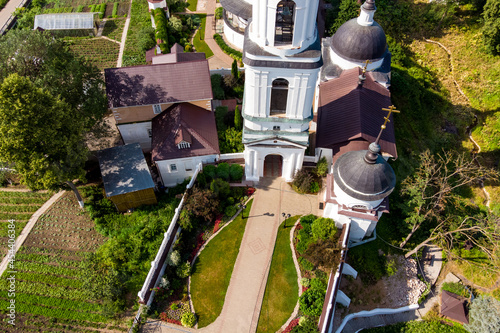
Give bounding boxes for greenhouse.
[34,13,99,36]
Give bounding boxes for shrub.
[482,0,500,55]
[210,178,230,198]
[315,157,328,177]
[292,168,315,194]
[176,262,191,278]
[98,3,106,19]
[215,6,223,19]
[168,250,181,266]
[159,277,169,289]
[224,205,238,218]
[178,209,196,231]
[299,288,325,317]
[229,164,244,182]
[215,105,228,131]
[203,165,217,182]
[76,5,84,12]
[181,312,197,328]
[137,26,156,51]
[213,33,242,61]
[219,127,244,153]
[184,187,220,221]
[300,278,311,287]
[465,295,500,333]
[234,105,242,130]
[298,256,315,271]
[310,181,319,193]
[303,239,341,271]
[216,162,230,181]
[310,278,326,291]
[311,217,337,241]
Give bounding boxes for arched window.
[275,0,295,44]
[270,78,288,116]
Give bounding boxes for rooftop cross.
[375,105,400,144]
[364,105,400,164]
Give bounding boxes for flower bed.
[283,318,300,333]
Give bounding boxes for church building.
[220,0,397,242]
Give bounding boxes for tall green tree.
[234,105,242,130]
[482,0,500,55]
[0,30,107,192]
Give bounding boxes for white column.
[336,290,351,307]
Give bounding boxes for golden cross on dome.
[375,105,400,144]
[362,59,371,74]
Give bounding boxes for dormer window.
[153,104,162,114]
[177,141,191,149]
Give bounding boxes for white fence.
[219,152,245,161]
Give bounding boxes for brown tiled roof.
[316,67,397,158]
[152,103,220,161]
[441,291,469,324]
[104,60,212,108]
[152,51,206,65]
[175,126,192,145]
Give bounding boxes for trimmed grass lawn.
[256,216,299,333]
[187,0,198,12]
[193,14,214,58]
[190,200,253,327]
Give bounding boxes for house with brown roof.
[104,55,212,151]
[152,103,220,187]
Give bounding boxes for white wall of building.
[333,181,384,210]
[244,140,305,181]
[223,20,245,50]
[156,155,218,187]
[323,202,380,241]
[117,122,152,151]
[243,66,319,120]
[148,0,167,11]
[249,0,319,55]
[329,48,385,71]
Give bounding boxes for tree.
[398,150,498,249]
[231,59,239,80]
[234,105,243,131]
[482,0,500,55]
[184,187,220,222]
[328,0,359,35]
[0,30,107,193]
[465,295,500,333]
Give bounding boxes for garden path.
[202,0,235,69]
[143,177,318,333]
[116,0,133,67]
[0,0,25,34]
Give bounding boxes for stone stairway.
[339,310,419,333]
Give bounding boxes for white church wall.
[223,20,245,50]
[323,202,376,241]
[334,181,384,210]
[117,122,152,151]
[329,47,384,71]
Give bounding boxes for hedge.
[112,2,119,17]
[213,33,242,61]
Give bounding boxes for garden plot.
[0,192,125,332]
[0,191,51,256]
[66,37,120,72]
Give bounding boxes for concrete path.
[202,0,235,69]
[143,178,317,333]
[0,190,65,277]
[116,0,133,68]
[0,0,25,34]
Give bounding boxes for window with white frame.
[177,141,191,149]
[153,104,162,114]
[170,164,177,172]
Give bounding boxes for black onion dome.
[333,148,395,201]
[331,18,387,62]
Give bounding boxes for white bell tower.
[242,0,322,182]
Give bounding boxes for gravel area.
[383,255,427,306]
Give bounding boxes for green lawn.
[257,216,299,333]
[122,0,150,66]
[190,200,253,327]
[187,0,198,12]
[193,14,214,58]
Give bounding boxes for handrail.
[0,0,33,35]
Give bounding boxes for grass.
[102,18,127,42]
[257,216,299,333]
[187,0,198,12]
[192,14,214,58]
[190,200,253,327]
[122,0,151,66]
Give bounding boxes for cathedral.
[220,0,397,242]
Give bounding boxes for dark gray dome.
[333,148,395,201]
[331,18,387,62]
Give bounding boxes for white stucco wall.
[323,202,379,241]
[156,155,218,187]
[249,0,319,54]
[148,0,167,11]
[333,181,384,210]
[244,140,305,181]
[223,20,245,51]
[117,122,152,151]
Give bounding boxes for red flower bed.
[160,313,183,325]
[302,286,309,293]
[246,187,256,196]
[213,214,224,233]
[296,223,303,230]
[188,232,205,263]
[283,318,300,333]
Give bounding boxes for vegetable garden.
[0,192,127,332]
[0,190,51,256]
[66,37,120,72]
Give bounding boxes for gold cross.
[362,60,371,74]
[374,105,400,144]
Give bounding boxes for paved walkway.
[0,0,25,34]
[0,190,65,277]
[116,0,133,68]
[143,178,317,333]
[199,0,234,69]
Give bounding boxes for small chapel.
[220,0,397,243]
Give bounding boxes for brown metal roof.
[441,291,469,324]
[316,67,397,158]
[104,60,212,108]
[152,50,206,65]
[151,103,220,161]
